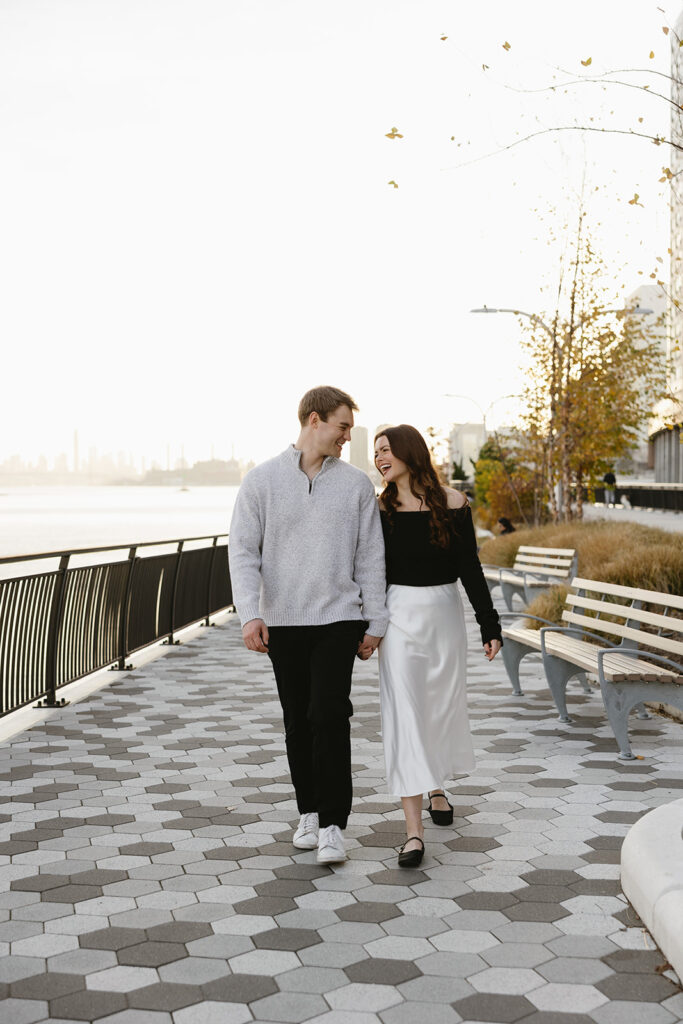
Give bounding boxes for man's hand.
[357,634,381,661]
[483,638,502,662]
[243,618,269,653]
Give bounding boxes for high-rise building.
[652,14,683,480]
[349,425,370,475]
[448,422,487,479]
[623,285,667,474]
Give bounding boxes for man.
[228,386,388,864]
[603,470,617,508]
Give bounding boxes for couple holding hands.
[229,386,502,868]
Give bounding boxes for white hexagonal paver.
[529,982,609,1013]
[327,982,403,1012]
[430,930,499,954]
[469,966,545,995]
[228,948,301,975]
[363,935,434,960]
[11,932,79,958]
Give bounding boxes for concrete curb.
[621,798,683,979]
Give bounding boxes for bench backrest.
[513,546,577,580]
[562,577,683,658]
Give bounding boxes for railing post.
[35,554,70,709]
[203,537,219,627]
[114,546,137,670]
[164,541,184,645]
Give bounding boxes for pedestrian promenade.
[1,595,682,1024]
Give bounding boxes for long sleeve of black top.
[453,506,503,646]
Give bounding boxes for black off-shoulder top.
[380,505,502,646]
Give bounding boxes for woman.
[374,425,502,867]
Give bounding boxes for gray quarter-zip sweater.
[228,445,388,636]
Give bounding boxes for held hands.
[243,618,269,653]
[357,634,381,661]
[483,638,502,662]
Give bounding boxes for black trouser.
[267,620,365,829]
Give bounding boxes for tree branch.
[444,124,677,172]
[501,73,681,113]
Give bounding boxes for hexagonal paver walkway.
[1,592,682,1024]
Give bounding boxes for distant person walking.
[603,470,617,508]
[228,386,388,864]
[497,516,515,535]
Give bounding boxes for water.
[0,486,239,571]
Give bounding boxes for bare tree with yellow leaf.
[518,210,669,522]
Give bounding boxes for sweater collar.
[284,444,337,470]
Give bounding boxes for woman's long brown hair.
[375,424,454,548]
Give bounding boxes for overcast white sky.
[1,0,680,467]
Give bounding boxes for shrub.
[525,585,570,628]
[478,520,683,597]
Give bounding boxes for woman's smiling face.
[374,435,409,485]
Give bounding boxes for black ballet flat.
[427,791,453,826]
[398,836,424,868]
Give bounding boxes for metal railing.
[592,484,683,512]
[0,534,232,717]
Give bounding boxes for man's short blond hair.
[298,386,359,427]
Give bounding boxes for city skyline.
[1,1,678,470]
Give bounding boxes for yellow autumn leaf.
[502,40,511,50]
[628,193,643,206]
[657,256,663,262]
[387,180,398,189]
[649,50,655,58]
[638,117,644,122]
[662,25,669,34]
[385,127,403,139]
[581,57,592,66]
[440,34,447,40]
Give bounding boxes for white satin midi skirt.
[378,582,475,796]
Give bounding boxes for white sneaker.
[293,812,319,850]
[317,824,346,864]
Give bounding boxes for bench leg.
[600,684,681,759]
[599,681,646,759]
[501,639,530,696]
[542,653,587,723]
[501,580,525,612]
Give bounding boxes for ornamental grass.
[477,519,683,627]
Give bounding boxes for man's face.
[314,404,354,458]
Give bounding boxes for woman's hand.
[483,639,502,662]
[357,634,381,660]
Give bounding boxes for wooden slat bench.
[500,576,683,759]
[482,545,577,610]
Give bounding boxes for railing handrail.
[0,533,229,566]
